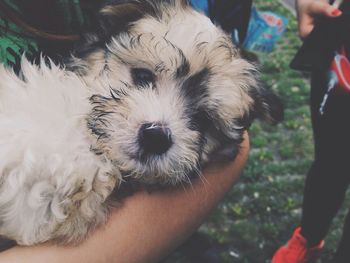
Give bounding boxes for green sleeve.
[0,0,91,68]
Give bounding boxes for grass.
[164,1,350,262]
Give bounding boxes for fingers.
[297,0,342,39]
[298,22,314,39]
[308,1,341,17]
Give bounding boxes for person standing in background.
[272,0,350,262]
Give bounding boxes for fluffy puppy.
[0,0,283,245]
[70,0,283,185]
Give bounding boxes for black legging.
[300,69,350,262]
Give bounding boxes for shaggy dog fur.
[0,0,283,245]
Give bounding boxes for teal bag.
[243,7,288,53]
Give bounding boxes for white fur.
[0,60,119,245]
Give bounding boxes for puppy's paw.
[52,169,120,244]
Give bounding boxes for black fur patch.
[182,68,211,132]
[182,68,210,104]
[189,110,212,132]
[99,1,148,35]
[249,81,284,125]
[207,133,244,162]
[87,91,125,142]
[131,68,155,88]
[87,95,114,140]
[176,57,190,78]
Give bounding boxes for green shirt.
[0,0,88,67]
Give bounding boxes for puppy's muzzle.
[139,123,173,155]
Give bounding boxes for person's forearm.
[0,132,249,263]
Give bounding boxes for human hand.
[296,0,342,38]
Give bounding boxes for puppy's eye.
[131,68,155,87]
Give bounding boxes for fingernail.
[332,9,342,16]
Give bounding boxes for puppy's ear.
[99,1,149,35]
[99,0,189,35]
[235,51,283,125]
[249,83,284,125]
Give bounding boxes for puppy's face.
[79,0,283,185]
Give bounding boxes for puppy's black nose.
[139,123,173,155]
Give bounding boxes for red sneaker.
[272,227,324,263]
